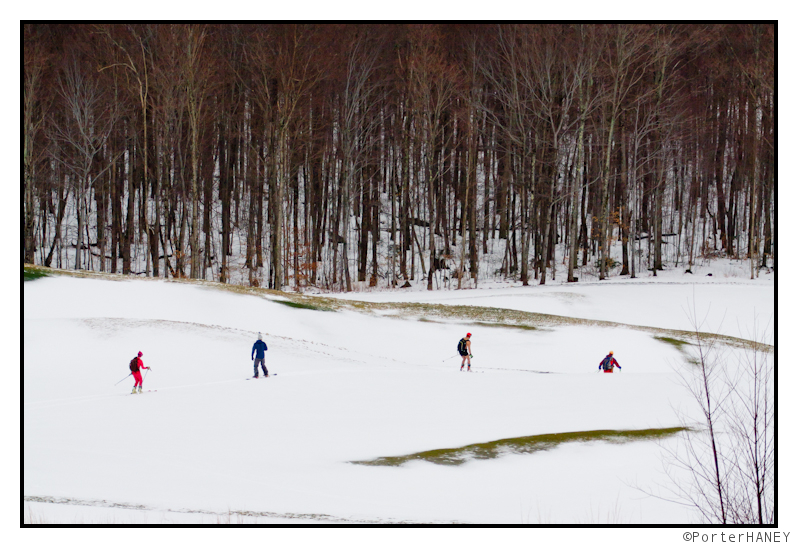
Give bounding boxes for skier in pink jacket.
[130,351,151,394]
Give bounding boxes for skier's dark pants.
[254,358,268,376]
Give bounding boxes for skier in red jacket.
[130,351,151,394]
[598,351,621,373]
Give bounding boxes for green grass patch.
[23,266,49,282]
[654,336,691,350]
[272,299,333,311]
[474,321,538,331]
[352,427,688,467]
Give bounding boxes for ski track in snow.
[79,316,412,366]
[24,316,426,411]
[23,495,458,524]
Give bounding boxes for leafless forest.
[22,24,774,290]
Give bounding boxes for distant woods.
[23,23,774,289]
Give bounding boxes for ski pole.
[115,373,132,385]
[442,354,460,362]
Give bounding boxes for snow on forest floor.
[22,261,774,527]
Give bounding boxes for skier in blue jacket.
[252,333,269,378]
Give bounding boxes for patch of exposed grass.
[474,321,538,331]
[23,266,49,282]
[654,336,692,350]
[352,427,688,467]
[273,299,333,311]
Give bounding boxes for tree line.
[22,23,774,290]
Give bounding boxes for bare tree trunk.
[519,149,530,285]
[272,126,287,289]
[620,130,630,275]
[568,92,586,282]
[23,43,47,265]
[185,26,208,279]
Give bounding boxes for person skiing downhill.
[252,333,268,378]
[130,351,150,393]
[599,351,621,373]
[458,333,473,372]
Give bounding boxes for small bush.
[594,257,621,271]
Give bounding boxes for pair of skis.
[247,374,276,380]
[128,389,157,395]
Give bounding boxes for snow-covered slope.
[23,270,773,524]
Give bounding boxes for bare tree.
[50,58,120,271]
[521,25,586,285]
[721,319,774,523]
[179,25,212,279]
[405,25,458,291]
[478,24,537,285]
[149,24,189,279]
[661,305,774,524]
[566,25,601,283]
[24,35,51,265]
[339,26,385,291]
[596,25,654,280]
[97,24,158,276]
[248,25,325,290]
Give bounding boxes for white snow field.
[23,266,773,526]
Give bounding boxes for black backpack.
[457,338,468,354]
[601,356,613,370]
[129,357,139,372]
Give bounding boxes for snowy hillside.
[23,265,773,525]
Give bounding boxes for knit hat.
[258,333,262,340]
[466,333,472,338]
[138,351,143,357]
